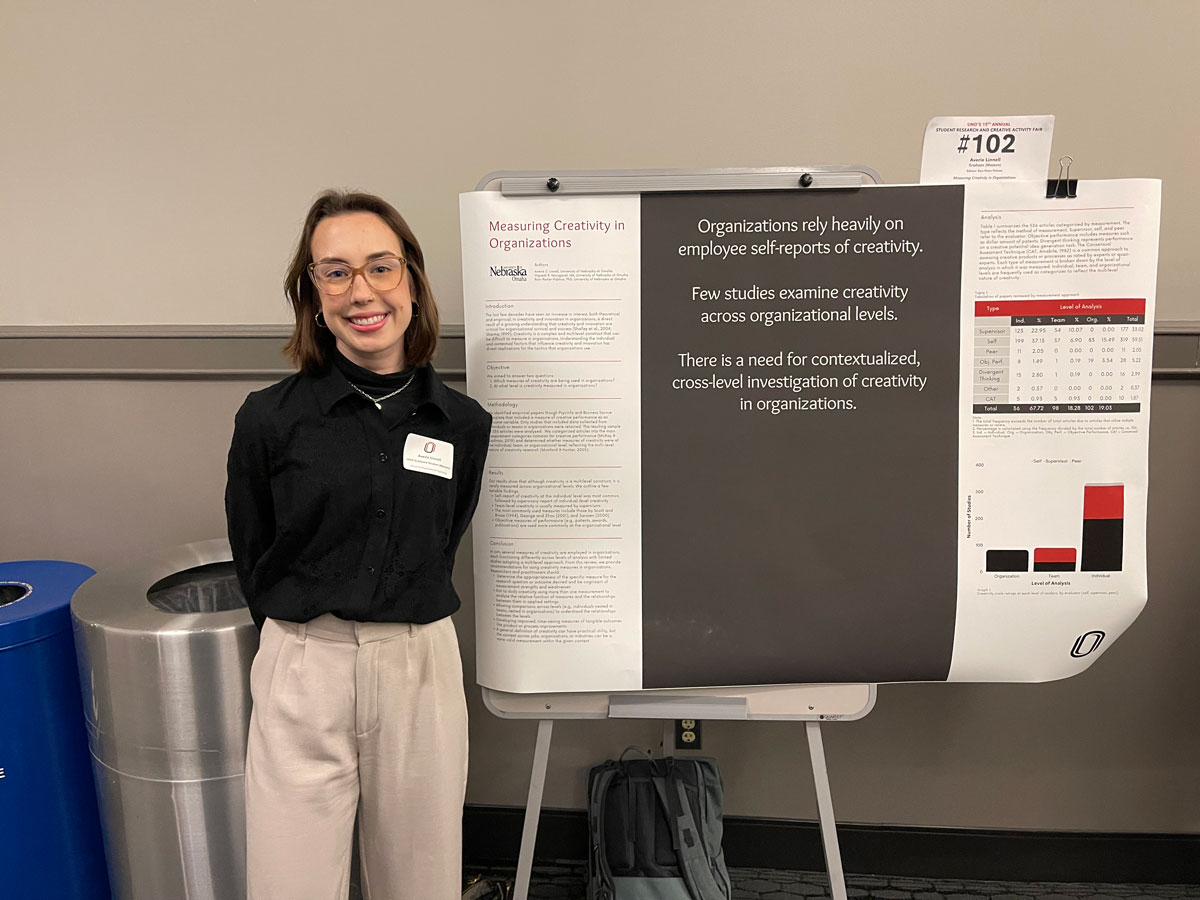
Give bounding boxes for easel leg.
[513,719,554,900]
[805,721,848,900]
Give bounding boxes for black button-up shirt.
[225,362,491,629]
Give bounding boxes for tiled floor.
[456,864,1200,900]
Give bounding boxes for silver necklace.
[348,371,416,410]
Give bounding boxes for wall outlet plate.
[675,718,702,749]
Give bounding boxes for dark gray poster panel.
[640,186,964,686]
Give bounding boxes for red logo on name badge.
[424,441,436,454]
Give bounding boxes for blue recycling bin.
[0,561,111,899]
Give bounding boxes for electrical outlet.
[674,719,701,749]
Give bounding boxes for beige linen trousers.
[245,613,468,900]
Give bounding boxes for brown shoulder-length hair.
[283,190,440,373]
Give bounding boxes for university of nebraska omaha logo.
[489,264,527,281]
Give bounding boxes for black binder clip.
[1046,155,1077,199]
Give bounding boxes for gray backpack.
[587,754,732,900]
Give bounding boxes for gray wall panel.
[2,372,1198,831]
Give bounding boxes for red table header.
[974,299,1146,317]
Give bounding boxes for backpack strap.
[588,763,619,900]
[651,762,727,900]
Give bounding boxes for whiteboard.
[473,167,884,718]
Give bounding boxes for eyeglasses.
[308,256,407,295]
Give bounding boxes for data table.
[973,298,1147,414]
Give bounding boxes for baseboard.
[463,805,1200,885]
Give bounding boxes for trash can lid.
[0,560,96,648]
[70,538,250,633]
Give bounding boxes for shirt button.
[378,453,388,463]
[367,566,375,574]
[375,509,386,518]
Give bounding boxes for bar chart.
[983,484,1124,573]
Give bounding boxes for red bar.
[1084,484,1124,520]
[1034,547,1077,564]
[974,299,1146,317]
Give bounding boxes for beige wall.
[1,0,1197,326]
[3,0,1199,834]
[2,376,1198,832]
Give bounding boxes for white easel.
[473,166,885,900]
[484,683,877,900]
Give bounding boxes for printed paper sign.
[921,115,1055,184]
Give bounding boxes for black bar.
[1034,561,1076,572]
[1081,518,1123,571]
[1009,315,1145,326]
[986,550,1029,572]
[973,403,1141,414]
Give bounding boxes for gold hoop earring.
[314,311,328,329]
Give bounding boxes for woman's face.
[310,211,415,374]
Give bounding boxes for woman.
[226,190,491,900]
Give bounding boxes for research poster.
[950,179,1160,681]
[460,179,1160,692]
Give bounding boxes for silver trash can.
[71,538,257,900]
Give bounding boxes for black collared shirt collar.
[311,359,452,421]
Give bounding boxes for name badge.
[403,433,454,479]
